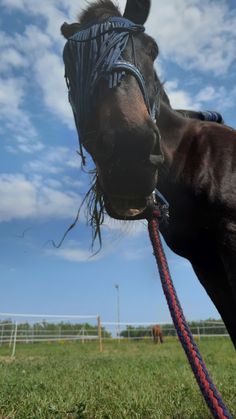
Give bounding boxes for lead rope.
[147,208,232,419]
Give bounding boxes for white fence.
[0,313,103,356]
[101,321,229,340]
[0,313,229,357]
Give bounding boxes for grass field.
[0,338,235,419]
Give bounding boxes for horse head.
[62,0,166,220]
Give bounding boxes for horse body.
[156,103,236,345]
[152,325,163,343]
[61,0,236,348]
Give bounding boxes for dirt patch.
[0,356,15,364]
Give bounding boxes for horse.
[61,0,236,349]
[152,325,163,344]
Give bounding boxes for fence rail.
[0,314,229,357]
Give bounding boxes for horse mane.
[78,0,121,26]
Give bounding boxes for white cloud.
[1,0,85,44]
[148,0,236,75]
[196,86,219,103]
[0,48,27,72]
[0,77,24,109]
[123,246,148,261]
[25,147,80,174]
[47,240,100,263]
[164,79,236,112]
[0,173,81,222]
[13,24,72,126]
[3,0,236,77]
[15,24,52,54]
[33,51,73,128]
[0,174,37,221]
[165,80,201,109]
[0,22,73,130]
[194,85,234,110]
[0,76,43,152]
[45,214,148,263]
[15,136,44,154]
[0,24,72,151]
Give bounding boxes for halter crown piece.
[63,17,157,163]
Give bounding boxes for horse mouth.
[104,195,151,220]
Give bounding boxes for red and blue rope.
[148,210,232,419]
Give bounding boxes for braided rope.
[148,211,232,419]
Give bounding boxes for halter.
[63,16,158,164]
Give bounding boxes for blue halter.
[63,16,157,163]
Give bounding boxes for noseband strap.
[63,16,157,162]
[112,60,156,119]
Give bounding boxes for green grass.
[0,338,235,418]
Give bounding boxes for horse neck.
[157,102,190,170]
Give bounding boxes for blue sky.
[0,0,236,326]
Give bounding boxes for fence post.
[59,326,61,340]
[97,316,103,353]
[0,324,4,346]
[11,323,18,358]
[9,326,14,348]
[197,326,201,341]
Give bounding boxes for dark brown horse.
[152,325,163,344]
[61,0,236,348]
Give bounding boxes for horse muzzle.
[104,193,155,220]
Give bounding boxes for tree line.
[120,319,227,338]
[0,319,227,340]
[0,320,111,338]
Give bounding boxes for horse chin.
[104,195,152,220]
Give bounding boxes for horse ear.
[61,22,80,39]
[123,0,151,25]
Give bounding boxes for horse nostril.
[149,127,164,166]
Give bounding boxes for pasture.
[0,338,235,418]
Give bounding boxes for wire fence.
[0,313,229,357]
[101,321,229,340]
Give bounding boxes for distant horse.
[61,0,236,348]
[152,325,163,344]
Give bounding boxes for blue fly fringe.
[63,17,145,146]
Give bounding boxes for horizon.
[1,0,235,325]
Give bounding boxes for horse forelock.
[78,0,121,26]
